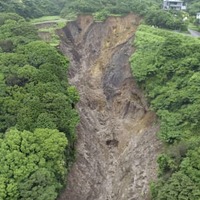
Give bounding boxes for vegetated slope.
[187,0,200,15]
[0,13,79,200]
[131,25,200,199]
[60,0,187,32]
[0,0,162,19]
[60,0,162,18]
[0,0,65,18]
[57,14,161,200]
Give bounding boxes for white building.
[196,13,200,19]
[163,0,186,11]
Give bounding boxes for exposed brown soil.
[57,14,161,200]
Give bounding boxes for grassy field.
[31,16,68,47]
[30,15,66,24]
[188,23,200,31]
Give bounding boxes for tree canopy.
[1,0,199,199]
[145,10,188,31]
[0,13,79,199]
[0,0,163,19]
[0,0,65,18]
[0,128,68,200]
[60,0,162,18]
[131,25,200,199]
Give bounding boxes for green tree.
[152,147,200,200]
[0,10,79,200]
[0,128,68,200]
[145,10,187,31]
[131,24,200,199]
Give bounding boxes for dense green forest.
[186,0,200,15]
[0,0,200,199]
[131,25,200,199]
[60,0,162,19]
[0,0,190,30]
[0,0,65,18]
[1,0,198,20]
[60,0,188,31]
[0,12,79,199]
[0,0,162,18]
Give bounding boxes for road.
[188,29,200,37]
[33,19,67,25]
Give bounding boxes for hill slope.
[57,14,161,200]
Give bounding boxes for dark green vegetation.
[1,0,199,199]
[0,129,67,200]
[0,0,162,20]
[0,13,79,199]
[186,0,200,15]
[60,0,162,19]
[61,0,190,32]
[187,0,200,29]
[60,0,188,30]
[145,10,188,31]
[0,0,189,30]
[0,0,65,18]
[131,25,200,199]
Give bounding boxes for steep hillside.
[131,25,200,199]
[57,14,161,200]
[0,13,79,200]
[60,0,162,18]
[0,0,64,18]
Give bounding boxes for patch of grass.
[30,16,63,23]
[188,23,200,31]
[32,17,67,47]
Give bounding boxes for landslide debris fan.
[57,14,161,200]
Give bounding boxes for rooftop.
[164,0,183,2]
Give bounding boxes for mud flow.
[57,14,161,200]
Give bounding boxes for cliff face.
[57,14,161,200]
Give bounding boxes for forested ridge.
[0,0,190,30]
[0,0,65,18]
[0,0,200,199]
[0,12,79,199]
[186,0,200,15]
[1,0,198,20]
[0,0,162,18]
[131,25,200,199]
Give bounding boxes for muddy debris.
[57,14,161,200]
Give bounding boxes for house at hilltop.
[196,13,200,19]
[163,0,186,10]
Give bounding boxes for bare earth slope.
[57,14,161,200]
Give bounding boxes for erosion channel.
[57,14,161,200]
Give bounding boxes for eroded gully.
[57,14,161,200]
